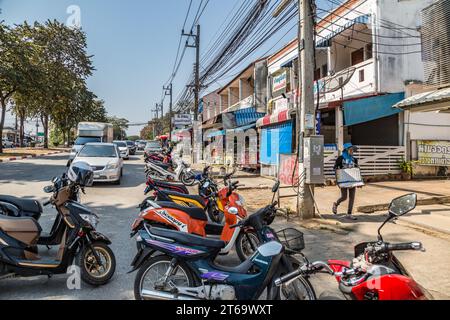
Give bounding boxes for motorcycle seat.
[212,258,255,274]
[0,195,43,214]
[163,191,206,207]
[150,226,226,249]
[151,179,189,194]
[205,222,223,236]
[156,201,208,221]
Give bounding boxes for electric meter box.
[304,135,325,184]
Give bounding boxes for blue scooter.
[130,182,316,300]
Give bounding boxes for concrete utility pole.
[183,24,201,121]
[164,83,173,140]
[273,0,317,220]
[298,0,316,219]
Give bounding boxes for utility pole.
[273,0,316,220]
[183,24,201,121]
[164,83,173,140]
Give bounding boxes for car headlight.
[80,214,99,228]
[106,162,119,170]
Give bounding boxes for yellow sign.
[418,140,450,166]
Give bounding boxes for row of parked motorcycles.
[0,147,431,300]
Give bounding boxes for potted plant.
[398,160,413,180]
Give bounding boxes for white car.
[113,141,129,160]
[73,143,124,185]
[2,138,14,149]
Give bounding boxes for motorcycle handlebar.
[385,242,423,252]
[274,269,303,287]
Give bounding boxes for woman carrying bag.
[333,143,360,220]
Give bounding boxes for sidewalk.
[232,174,450,299]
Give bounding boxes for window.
[365,43,373,60]
[351,48,364,66]
[314,68,321,81]
[322,64,328,77]
[359,69,365,82]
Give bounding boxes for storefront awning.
[256,109,293,128]
[343,92,404,126]
[234,107,266,127]
[317,14,371,48]
[226,123,256,134]
[393,87,450,112]
[206,130,225,139]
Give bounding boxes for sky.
[0,0,330,136]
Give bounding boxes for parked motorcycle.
[132,169,255,260]
[130,183,315,300]
[145,158,196,186]
[275,193,429,300]
[0,162,116,286]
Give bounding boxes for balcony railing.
[315,59,375,104]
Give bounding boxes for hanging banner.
[418,140,450,166]
[172,114,192,127]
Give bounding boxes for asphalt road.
[0,152,256,300]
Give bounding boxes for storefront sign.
[273,72,287,92]
[273,98,289,113]
[418,140,450,166]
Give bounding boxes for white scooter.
[144,158,196,186]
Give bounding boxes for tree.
[108,116,129,140]
[0,22,38,153]
[127,135,140,141]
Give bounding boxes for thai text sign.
[172,114,192,127]
[273,72,287,92]
[418,140,450,166]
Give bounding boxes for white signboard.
[273,72,287,92]
[172,114,192,127]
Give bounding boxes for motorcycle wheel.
[236,230,260,262]
[76,242,116,286]
[134,255,194,300]
[180,171,196,186]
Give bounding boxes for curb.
[0,150,65,163]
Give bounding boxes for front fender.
[89,231,112,245]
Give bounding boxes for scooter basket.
[276,228,305,253]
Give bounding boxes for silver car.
[113,141,130,160]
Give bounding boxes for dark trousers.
[336,188,356,214]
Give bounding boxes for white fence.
[324,145,405,178]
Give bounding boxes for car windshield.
[146,142,160,148]
[126,141,134,146]
[78,145,117,158]
[113,141,127,148]
[75,137,101,145]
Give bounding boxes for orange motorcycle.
[131,170,259,261]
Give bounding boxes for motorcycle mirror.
[272,180,280,193]
[202,181,210,189]
[388,193,417,217]
[43,185,55,194]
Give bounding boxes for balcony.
[315,58,375,105]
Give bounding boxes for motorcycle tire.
[236,230,260,262]
[180,171,196,186]
[134,255,195,300]
[76,241,116,286]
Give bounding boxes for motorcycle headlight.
[106,162,119,170]
[80,214,99,228]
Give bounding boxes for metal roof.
[393,87,450,112]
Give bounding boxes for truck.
[69,122,114,160]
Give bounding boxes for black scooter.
[0,174,116,286]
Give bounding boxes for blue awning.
[234,107,266,127]
[226,123,256,134]
[317,14,371,48]
[206,130,225,138]
[343,92,405,126]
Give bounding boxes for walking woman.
[333,143,359,220]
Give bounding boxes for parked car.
[144,140,162,156]
[113,141,130,160]
[1,138,14,149]
[136,140,147,151]
[72,143,123,185]
[126,140,137,155]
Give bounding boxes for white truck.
[69,122,114,160]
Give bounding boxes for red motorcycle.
[275,193,430,300]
